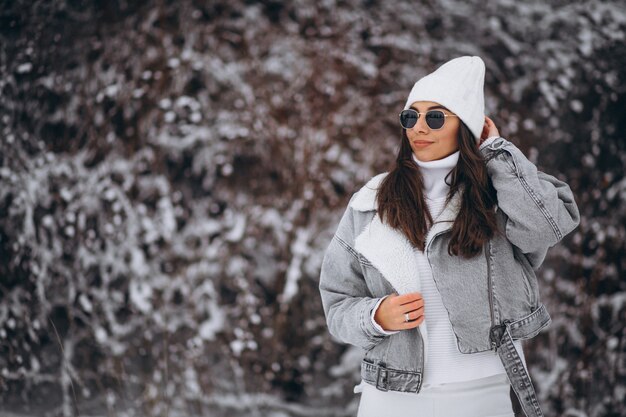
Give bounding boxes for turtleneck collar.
[411,150,460,200]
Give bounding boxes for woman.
[318,56,580,417]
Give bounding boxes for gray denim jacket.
[318,137,580,417]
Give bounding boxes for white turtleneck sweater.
[367,140,526,390]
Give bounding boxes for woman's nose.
[413,114,429,132]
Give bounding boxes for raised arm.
[479,137,580,269]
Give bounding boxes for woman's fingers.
[384,292,425,330]
[483,115,500,138]
[397,309,425,329]
[481,117,492,141]
[401,309,423,322]
[392,291,423,305]
[400,299,424,312]
[480,123,490,141]
[397,301,424,326]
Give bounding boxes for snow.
[1,0,622,415]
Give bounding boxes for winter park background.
[1,0,625,416]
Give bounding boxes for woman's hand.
[479,116,500,147]
[374,292,425,331]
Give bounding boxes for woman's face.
[406,101,460,161]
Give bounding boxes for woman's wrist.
[370,295,399,335]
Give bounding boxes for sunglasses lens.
[400,110,418,129]
[426,111,445,129]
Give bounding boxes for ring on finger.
[404,313,410,322]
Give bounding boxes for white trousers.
[356,372,515,417]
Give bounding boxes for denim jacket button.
[512,367,517,373]
[490,137,506,150]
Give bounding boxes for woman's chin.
[412,148,435,160]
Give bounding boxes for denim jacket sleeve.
[479,136,581,269]
[318,194,394,351]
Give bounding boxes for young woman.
[318,56,580,417]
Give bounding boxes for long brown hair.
[375,121,503,259]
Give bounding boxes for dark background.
[1,0,624,416]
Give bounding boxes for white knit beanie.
[404,56,486,143]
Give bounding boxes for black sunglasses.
[399,109,459,130]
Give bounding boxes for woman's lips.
[413,141,434,148]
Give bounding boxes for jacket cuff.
[368,295,400,336]
[479,135,500,152]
